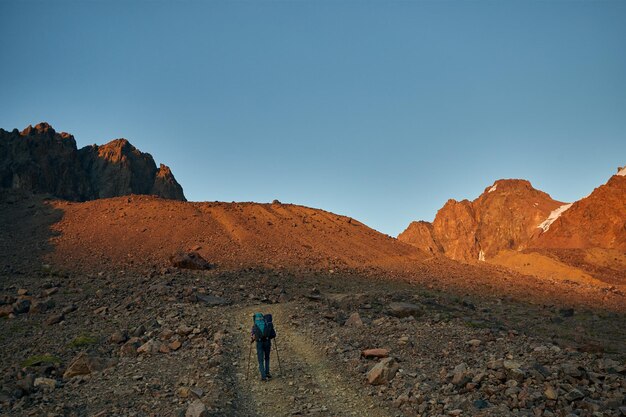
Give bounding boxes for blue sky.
[1,1,625,236]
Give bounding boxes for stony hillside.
[46,195,426,272]
[0,123,185,201]
[399,179,563,262]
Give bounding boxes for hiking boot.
[266,373,272,379]
[261,377,267,382]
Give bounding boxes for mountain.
[0,122,185,201]
[399,179,563,262]
[400,170,626,286]
[532,168,626,251]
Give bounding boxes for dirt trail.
[227,303,393,417]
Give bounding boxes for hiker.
[250,312,276,381]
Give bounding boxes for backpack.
[253,313,271,341]
[264,314,277,340]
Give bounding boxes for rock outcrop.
[399,179,564,262]
[0,122,185,201]
[397,221,442,255]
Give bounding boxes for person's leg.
[264,341,271,377]
[256,342,266,379]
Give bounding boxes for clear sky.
[1,1,625,236]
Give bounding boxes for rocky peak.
[399,178,563,262]
[152,164,185,201]
[0,123,186,201]
[21,122,55,137]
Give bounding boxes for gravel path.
[228,303,393,417]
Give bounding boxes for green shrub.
[69,334,97,348]
[21,355,61,367]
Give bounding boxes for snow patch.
[537,203,573,232]
[478,250,485,262]
[618,166,626,176]
[488,185,497,193]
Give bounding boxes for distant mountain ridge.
[399,169,626,286]
[0,122,185,201]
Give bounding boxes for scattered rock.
[120,338,142,357]
[34,377,57,390]
[344,312,363,327]
[137,339,161,355]
[361,348,389,359]
[44,313,64,325]
[63,352,115,379]
[169,340,182,351]
[185,399,209,417]
[12,299,31,314]
[109,330,128,344]
[544,386,558,400]
[565,388,584,402]
[29,298,55,314]
[467,339,481,347]
[366,357,399,385]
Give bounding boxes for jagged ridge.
[0,122,185,201]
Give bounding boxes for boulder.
[137,339,162,354]
[185,399,209,417]
[169,340,182,351]
[109,330,128,344]
[366,357,399,385]
[565,389,584,402]
[45,313,64,325]
[344,312,363,327]
[387,302,423,318]
[361,348,389,359]
[12,299,31,314]
[63,352,115,379]
[29,298,55,314]
[544,386,558,400]
[170,251,214,270]
[34,377,57,390]
[120,338,142,357]
[0,304,13,318]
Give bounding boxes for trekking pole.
[246,340,252,380]
[273,339,283,375]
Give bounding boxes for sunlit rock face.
[399,179,563,262]
[532,172,626,251]
[0,122,185,201]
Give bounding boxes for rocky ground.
[1,266,625,417]
[1,190,625,416]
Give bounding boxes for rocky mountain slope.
[399,170,626,287]
[533,168,626,251]
[399,179,564,262]
[45,195,426,272]
[0,123,185,201]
